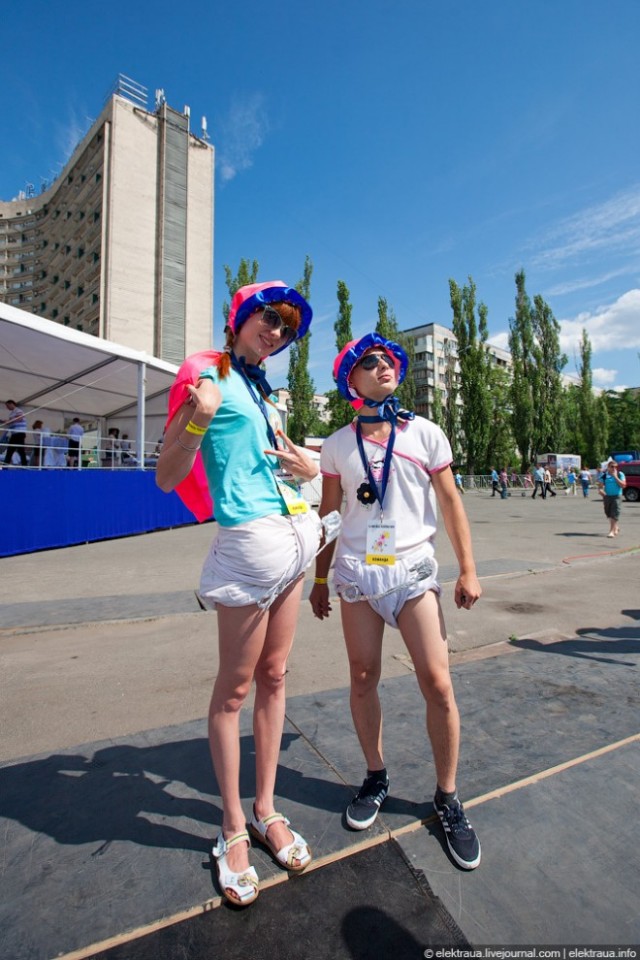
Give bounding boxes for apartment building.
[0,77,214,364]
[402,322,511,419]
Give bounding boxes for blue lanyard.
[231,363,278,450]
[356,421,395,516]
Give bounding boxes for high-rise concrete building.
[0,77,214,364]
[402,322,511,419]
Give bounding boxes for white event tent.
[0,301,179,463]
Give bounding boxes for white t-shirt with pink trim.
[320,418,452,561]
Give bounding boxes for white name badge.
[365,520,396,565]
[274,470,309,515]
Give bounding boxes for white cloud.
[559,288,640,354]
[592,368,618,385]
[217,94,269,183]
[545,266,636,297]
[529,185,640,271]
[55,107,89,169]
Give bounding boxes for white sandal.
[212,830,259,907]
[249,810,312,873]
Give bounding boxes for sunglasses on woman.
[259,306,297,343]
[356,352,394,371]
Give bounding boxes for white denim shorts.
[333,549,440,629]
[198,511,322,609]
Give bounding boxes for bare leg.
[340,599,386,770]
[397,590,460,793]
[209,602,268,873]
[252,576,306,862]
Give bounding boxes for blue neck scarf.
[230,352,273,397]
[357,395,415,424]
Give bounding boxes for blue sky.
[3,0,639,394]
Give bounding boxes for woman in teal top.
[157,281,323,906]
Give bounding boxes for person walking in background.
[532,465,546,499]
[598,460,626,537]
[543,467,557,498]
[499,467,509,499]
[157,281,329,907]
[310,332,482,871]
[566,468,577,496]
[490,467,499,497]
[454,469,465,494]
[1,400,29,467]
[579,467,591,498]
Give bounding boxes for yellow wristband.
[314,577,329,585]
[185,420,207,436]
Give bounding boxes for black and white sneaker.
[433,792,481,870]
[346,772,389,830]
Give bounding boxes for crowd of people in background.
[0,401,150,469]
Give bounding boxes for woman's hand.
[185,378,222,424]
[264,431,320,482]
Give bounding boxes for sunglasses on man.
[356,352,394,371]
[258,306,297,344]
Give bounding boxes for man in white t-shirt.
[310,333,482,870]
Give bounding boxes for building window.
[77,286,84,297]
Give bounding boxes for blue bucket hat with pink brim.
[227,281,312,356]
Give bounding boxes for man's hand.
[309,582,332,619]
[455,572,482,610]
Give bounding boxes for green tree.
[449,277,493,473]
[485,364,517,474]
[430,386,444,427]
[530,294,567,455]
[508,270,537,471]
[375,296,415,412]
[556,384,582,455]
[328,280,356,430]
[577,330,601,466]
[287,256,319,444]
[222,259,259,324]
[604,388,640,453]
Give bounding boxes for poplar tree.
[328,280,357,430]
[577,330,607,466]
[508,270,537,470]
[485,364,517,473]
[222,259,259,324]
[287,256,319,444]
[449,277,493,473]
[375,296,416,412]
[530,294,567,455]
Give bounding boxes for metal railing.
[0,432,161,470]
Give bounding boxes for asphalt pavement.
[1,489,639,958]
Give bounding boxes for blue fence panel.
[0,471,198,556]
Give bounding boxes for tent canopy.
[0,302,178,425]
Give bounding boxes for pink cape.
[165,350,221,522]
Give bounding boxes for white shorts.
[199,511,322,609]
[333,549,440,629]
